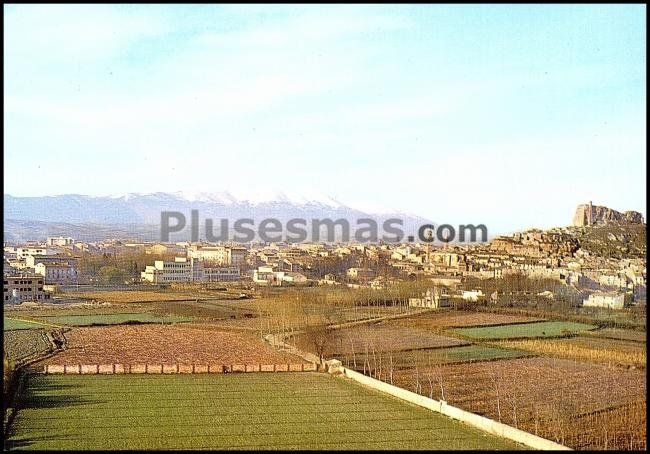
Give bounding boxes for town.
[4,4,645,452]
[3,202,647,450]
[5,203,645,312]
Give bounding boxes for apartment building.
[47,237,75,247]
[187,245,245,266]
[141,257,241,283]
[3,274,51,303]
[34,262,79,284]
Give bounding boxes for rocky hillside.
[573,202,644,227]
[569,223,647,259]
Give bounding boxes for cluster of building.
[3,226,646,310]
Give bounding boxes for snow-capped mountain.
[4,192,431,242]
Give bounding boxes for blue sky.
[4,4,646,233]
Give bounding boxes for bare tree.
[303,324,334,364]
[488,365,502,422]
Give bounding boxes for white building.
[4,246,53,259]
[141,257,241,283]
[461,289,484,302]
[252,266,307,286]
[141,257,195,284]
[582,291,625,310]
[47,237,75,247]
[408,288,451,309]
[34,262,78,284]
[187,245,247,266]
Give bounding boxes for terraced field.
[451,321,597,340]
[5,373,521,450]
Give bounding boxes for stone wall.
[41,363,318,374]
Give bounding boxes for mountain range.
[4,192,431,243]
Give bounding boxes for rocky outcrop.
[572,202,644,227]
[489,230,579,257]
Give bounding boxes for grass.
[32,313,192,326]
[3,318,49,331]
[450,321,597,340]
[6,373,521,450]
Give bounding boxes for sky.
[4,4,646,233]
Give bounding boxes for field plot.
[341,345,532,372]
[59,290,225,304]
[4,330,53,364]
[498,337,646,368]
[392,357,646,450]
[32,313,192,327]
[292,323,467,357]
[3,318,49,331]
[451,321,596,340]
[389,311,544,330]
[207,306,419,333]
[152,300,257,321]
[36,324,304,365]
[581,328,646,343]
[5,373,520,450]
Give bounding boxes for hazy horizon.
[4,5,646,233]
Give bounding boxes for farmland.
[5,373,521,450]
[451,321,597,340]
[3,318,49,331]
[581,327,646,343]
[292,323,467,357]
[340,345,532,373]
[59,289,233,304]
[31,313,192,327]
[392,357,646,450]
[498,337,646,369]
[36,324,306,366]
[388,311,544,330]
[4,330,53,364]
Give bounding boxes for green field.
[6,373,521,450]
[450,321,597,340]
[32,313,192,326]
[3,318,48,331]
[341,345,532,371]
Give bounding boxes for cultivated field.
[392,357,646,450]
[4,330,53,364]
[498,337,646,369]
[340,345,532,374]
[388,311,544,330]
[31,313,192,327]
[292,323,467,357]
[59,290,230,304]
[451,321,597,340]
[581,327,646,343]
[5,373,521,450]
[36,324,305,366]
[3,318,49,331]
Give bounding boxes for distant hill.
[4,192,431,242]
